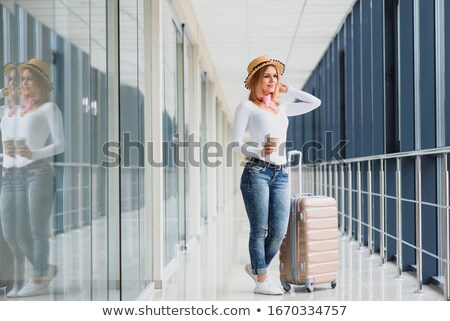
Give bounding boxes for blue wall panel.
[345,14,354,159]
[360,0,372,243]
[339,27,347,159]
[353,1,362,160]
[332,38,339,158]
[361,0,372,158]
[371,0,384,252]
[399,0,415,152]
[398,0,416,273]
[418,0,438,282]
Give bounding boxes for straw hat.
[244,55,285,89]
[3,62,16,76]
[18,58,52,88]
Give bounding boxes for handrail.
[311,146,450,166]
[302,145,450,300]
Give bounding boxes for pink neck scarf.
[22,97,37,114]
[262,94,278,111]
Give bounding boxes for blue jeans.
[240,160,290,275]
[15,161,55,277]
[0,218,14,287]
[0,168,27,286]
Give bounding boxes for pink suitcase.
[279,151,338,293]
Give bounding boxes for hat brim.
[4,63,15,77]
[18,62,53,88]
[244,59,285,89]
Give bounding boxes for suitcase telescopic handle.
[287,150,302,196]
[287,150,302,162]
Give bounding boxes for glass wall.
[0,0,148,301]
[183,36,195,241]
[119,0,147,300]
[162,0,184,267]
[0,0,110,300]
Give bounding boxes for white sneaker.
[254,278,284,295]
[16,280,49,297]
[245,264,257,283]
[6,286,20,298]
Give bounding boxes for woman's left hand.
[16,144,33,160]
[279,83,289,93]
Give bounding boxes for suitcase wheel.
[304,280,314,293]
[282,283,291,292]
[331,280,337,289]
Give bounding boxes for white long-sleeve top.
[0,105,20,168]
[0,90,19,168]
[15,101,64,167]
[232,86,321,165]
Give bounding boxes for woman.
[0,62,24,297]
[13,58,64,297]
[233,56,321,295]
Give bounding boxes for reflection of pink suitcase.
[279,151,338,293]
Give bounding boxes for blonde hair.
[21,67,51,105]
[248,65,281,106]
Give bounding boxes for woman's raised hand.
[279,83,289,93]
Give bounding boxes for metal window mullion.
[436,0,446,287]
[19,6,27,62]
[316,165,320,196]
[436,0,445,148]
[329,164,333,197]
[348,164,353,240]
[413,0,421,150]
[380,158,386,264]
[396,158,403,277]
[368,160,373,255]
[357,162,362,249]
[341,165,346,236]
[35,19,42,59]
[415,156,423,293]
[322,164,325,195]
[443,153,450,301]
[396,0,402,144]
[3,8,11,62]
[316,164,320,195]
[334,163,339,209]
[306,166,309,194]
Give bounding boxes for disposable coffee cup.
[265,135,280,150]
[15,137,26,149]
[3,137,14,151]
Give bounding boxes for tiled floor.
[148,219,444,301]
[2,214,445,302]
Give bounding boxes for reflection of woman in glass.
[13,58,64,297]
[0,62,23,297]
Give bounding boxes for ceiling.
[3,0,355,116]
[189,0,356,113]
